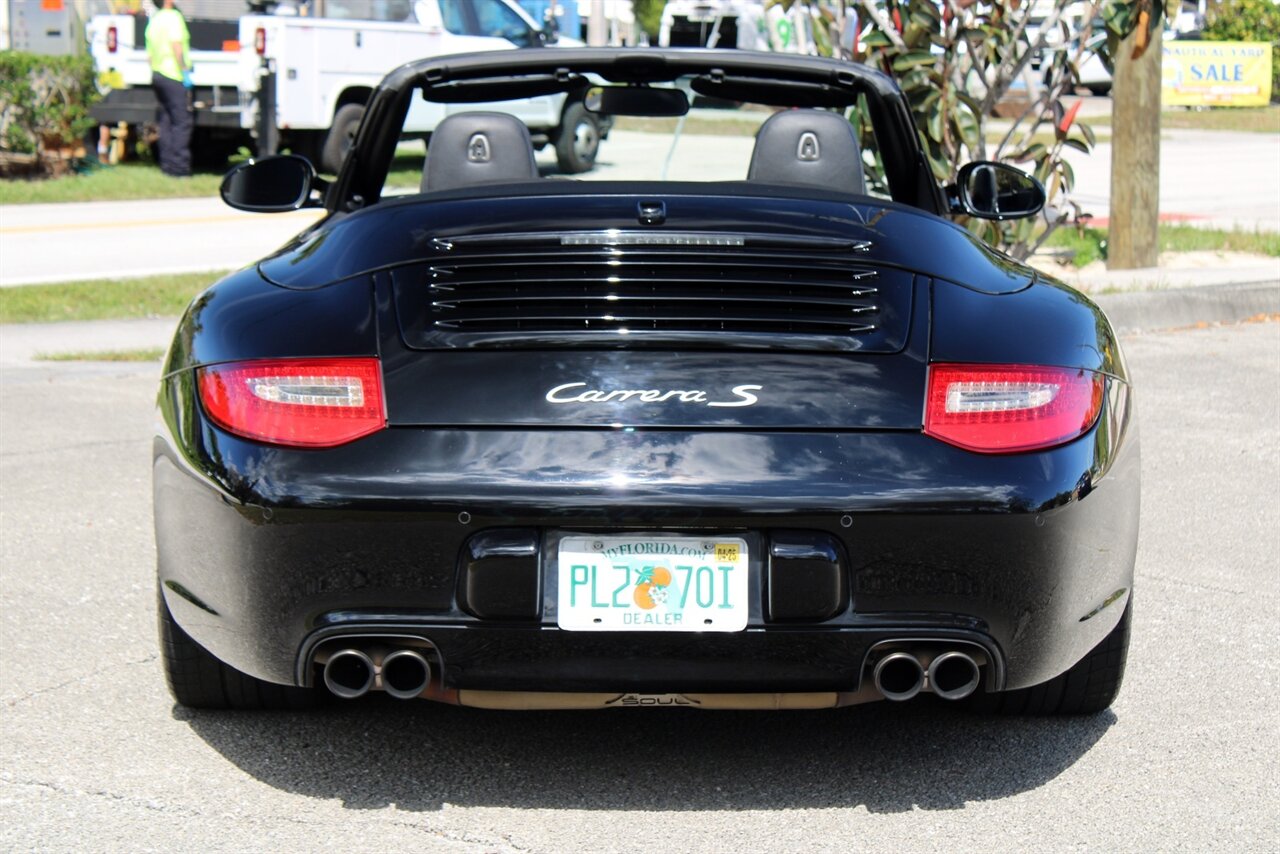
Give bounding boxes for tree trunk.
[1107,25,1163,269]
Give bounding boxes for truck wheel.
[966,599,1131,716]
[158,585,319,710]
[321,104,364,175]
[287,130,325,168]
[555,101,600,174]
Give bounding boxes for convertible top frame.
[327,48,946,215]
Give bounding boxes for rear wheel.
[554,101,600,174]
[320,104,364,175]
[967,599,1131,715]
[158,586,318,710]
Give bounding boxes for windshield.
[375,80,892,201]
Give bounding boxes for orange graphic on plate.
[633,566,672,610]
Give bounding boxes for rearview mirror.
[221,154,322,213]
[583,85,689,117]
[951,162,1046,221]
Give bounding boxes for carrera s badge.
[545,382,762,408]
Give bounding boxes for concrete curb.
[1095,280,1280,335]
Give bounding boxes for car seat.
[422,112,539,193]
[747,109,866,195]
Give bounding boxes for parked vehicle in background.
[6,0,82,54]
[657,0,812,52]
[243,0,608,173]
[87,0,608,173]
[88,11,245,162]
[1026,2,1111,95]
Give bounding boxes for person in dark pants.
[146,0,193,176]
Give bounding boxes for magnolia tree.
[771,0,1166,260]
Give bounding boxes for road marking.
[0,210,322,235]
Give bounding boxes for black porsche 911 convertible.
[155,48,1137,714]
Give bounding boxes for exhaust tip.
[323,649,375,699]
[928,651,981,701]
[381,649,431,700]
[873,652,925,702]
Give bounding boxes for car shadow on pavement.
[175,696,1115,813]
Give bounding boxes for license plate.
[557,535,749,632]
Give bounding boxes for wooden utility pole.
[1108,22,1163,269]
[587,0,607,46]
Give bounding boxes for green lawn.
[1158,106,1280,133]
[0,270,225,323]
[0,162,225,205]
[1044,224,1280,267]
[34,347,167,362]
[0,149,424,205]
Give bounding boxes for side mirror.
[950,162,1046,221]
[220,154,323,213]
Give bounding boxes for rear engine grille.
[393,231,914,351]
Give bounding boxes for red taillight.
[254,26,266,55]
[924,363,1105,454]
[106,25,118,53]
[198,358,385,448]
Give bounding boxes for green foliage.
[632,0,665,40]
[1202,0,1280,102]
[0,271,223,324]
[0,52,100,165]
[775,0,1162,260]
[1043,222,1280,266]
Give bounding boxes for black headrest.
[422,112,538,193]
[747,109,865,196]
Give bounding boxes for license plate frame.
[555,534,750,633]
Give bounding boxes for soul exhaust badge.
[544,382,763,408]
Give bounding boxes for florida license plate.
[557,535,749,632]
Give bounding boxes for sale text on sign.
[1163,41,1273,107]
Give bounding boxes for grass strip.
[1080,107,1279,133]
[0,162,225,205]
[1043,224,1280,268]
[1157,107,1279,134]
[0,270,225,324]
[34,347,167,362]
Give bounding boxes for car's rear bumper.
[154,379,1138,694]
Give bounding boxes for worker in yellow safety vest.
[145,0,193,176]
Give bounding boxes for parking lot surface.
[1,320,1277,852]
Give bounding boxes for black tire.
[966,599,1131,715]
[554,101,600,174]
[320,103,364,175]
[158,586,318,710]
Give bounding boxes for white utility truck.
[242,0,604,173]
[89,0,606,173]
[88,10,246,163]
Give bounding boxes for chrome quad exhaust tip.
[873,651,926,702]
[322,648,376,699]
[380,649,432,700]
[927,651,981,701]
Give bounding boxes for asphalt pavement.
[1,319,1277,851]
[1,109,1278,850]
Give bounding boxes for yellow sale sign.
[1163,41,1273,107]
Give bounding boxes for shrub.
[0,52,100,175]
[772,0,1163,260]
[1202,0,1280,102]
